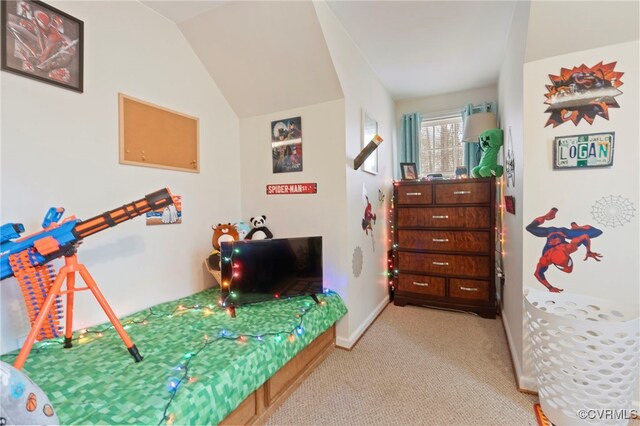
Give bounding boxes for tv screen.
[220,236,323,306]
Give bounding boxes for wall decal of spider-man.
[361,195,376,235]
[526,207,603,292]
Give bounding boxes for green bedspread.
[1,288,347,425]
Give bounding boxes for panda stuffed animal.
[245,215,273,240]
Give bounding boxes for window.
[419,115,464,176]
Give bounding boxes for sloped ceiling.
[326,1,516,100]
[176,1,343,118]
[142,1,519,114]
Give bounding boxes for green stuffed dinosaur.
[472,128,504,178]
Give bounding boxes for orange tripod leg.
[64,265,76,349]
[14,270,67,370]
[77,264,143,362]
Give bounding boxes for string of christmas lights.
[388,184,397,294]
[3,231,334,424]
[3,240,332,425]
[3,289,331,425]
[158,297,323,425]
[218,246,239,309]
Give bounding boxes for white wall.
[0,1,240,353]
[525,1,639,63]
[497,0,531,390]
[396,84,498,120]
[238,99,349,332]
[522,40,639,389]
[314,1,395,347]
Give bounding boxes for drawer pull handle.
[453,190,471,195]
[432,238,449,243]
[432,215,449,219]
[460,286,478,292]
[432,261,449,266]
[412,281,429,287]
[406,192,422,196]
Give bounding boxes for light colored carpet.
[265,303,538,425]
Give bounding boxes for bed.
[0,287,347,425]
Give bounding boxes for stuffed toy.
[245,215,273,240]
[472,128,504,178]
[208,223,240,271]
[211,223,240,250]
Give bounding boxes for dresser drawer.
[396,230,490,253]
[396,207,490,228]
[397,274,445,297]
[397,185,433,205]
[435,182,491,205]
[397,252,490,278]
[449,278,490,302]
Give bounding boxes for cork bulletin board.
[119,93,199,173]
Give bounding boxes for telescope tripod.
[13,254,142,369]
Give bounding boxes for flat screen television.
[220,236,323,308]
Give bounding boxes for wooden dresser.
[392,178,497,319]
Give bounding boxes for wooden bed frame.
[220,325,335,425]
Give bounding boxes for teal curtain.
[462,101,497,173]
[399,113,421,176]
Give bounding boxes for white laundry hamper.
[525,288,639,426]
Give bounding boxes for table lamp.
[462,112,497,143]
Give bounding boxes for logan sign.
[554,132,614,169]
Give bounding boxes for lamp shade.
[462,112,497,143]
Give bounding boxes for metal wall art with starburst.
[544,62,624,127]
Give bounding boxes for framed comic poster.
[362,109,378,174]
[553,132,614,169]
[1,0,83,92]
[272,116,302,173]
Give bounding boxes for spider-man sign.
[526,208,603,292]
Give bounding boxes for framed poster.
[271,116,302,173]
[553,132,614,169]
[1,0,83,92]
[362,109,378,174]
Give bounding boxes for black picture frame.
[400,162,417,180]
[1,0,83,92]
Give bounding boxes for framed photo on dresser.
[400,162,417,180]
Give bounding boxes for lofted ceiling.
[325,1,516,100]
[142,0,517,116]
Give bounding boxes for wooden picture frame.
[119,93,199,173]
[400,162,417,180]
[361,109,378,174]
[1,0,83,92]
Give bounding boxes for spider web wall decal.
[591,195,635,228]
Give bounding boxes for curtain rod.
[420,108,462,121]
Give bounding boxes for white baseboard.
[501,310,537,392]
[335,295,389,349]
